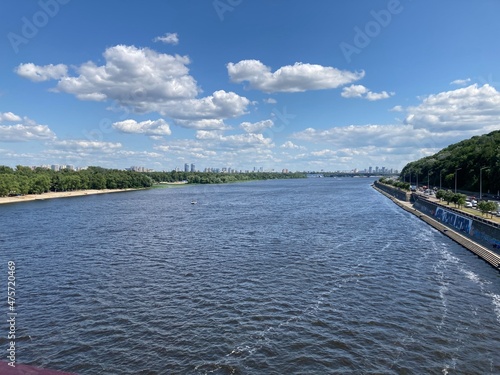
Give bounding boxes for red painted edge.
[0,361,77,375]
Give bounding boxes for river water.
[1,177,499,374]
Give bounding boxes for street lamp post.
[455,168,462,194]
[480,167,489,200]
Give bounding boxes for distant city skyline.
[19,162,398,175]
[2,2,499,171]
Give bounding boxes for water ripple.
[1,178,499,374]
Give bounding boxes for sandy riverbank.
[0,189,139,205]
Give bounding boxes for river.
[1,177,499,374]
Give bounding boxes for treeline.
[435,190,498,217]
[379,177,410,191]
[400,130,500,193]
[0,166,154,197]
[145,171,306,184]
[0,166,306,197]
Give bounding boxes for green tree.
[443,190,454,205]
[436,189,445,201]
[477,201,498,218]
[31,175,51,194]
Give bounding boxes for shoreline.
[0,188,139,205]
[372,184,500,270]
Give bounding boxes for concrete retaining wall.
[413,195,500,255]
[373,180,411,201]
[373,184,500,270]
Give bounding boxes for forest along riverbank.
[0,189,139,205]
[372,183,500,271]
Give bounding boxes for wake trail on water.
[195,238,395,374]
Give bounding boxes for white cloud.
[390,105,404,112]
[264,98,277,104]
[240,119,274,133]
[173,119,231,130]
[341,84,368,98]
[365,91,392,101]
[0,124,56,142]
[195,131,274,150]
[117,150,163,158]
[227,60,364,93]
[162,90,250,120]
[292,124,430,149]
[153,32,179,45]
[153,145,170,152]
[17,45,251,122]
[112,119,171,136]
[0,114,56,142]
[404,84,500,131]
[0,112,22,122]
[280,141,305,150]
[52,140,122,153]
[341,84,393,101]
[15,63,67,82]
[54,45,198,102]
[450,78,471,86]
[290,83,500,169]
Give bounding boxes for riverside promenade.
[373,183,500,271]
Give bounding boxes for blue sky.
[1,0,500,172]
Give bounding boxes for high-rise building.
[190,163,195,172]
[184,163,189,172]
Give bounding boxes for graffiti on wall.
[434,207,472,235]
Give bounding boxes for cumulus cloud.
[153,145,170,152]
[153,32,179,45]
[153,139,220,159]
[280,141,305,150]
[173,119,231,130]
[264,98,277,104]
[227,60,364,93]
[17,45,251,122]
[292,124,430,149]
[240,119,274,133]
[0,112,22,122]
[195,131,274,149]
[390,105,404,112]
[0,114,56,142]
[404,84,500,131]
[53,45,198,102]
[0,124,56,142]
[290,83,500,169]
[52,140,122,153]
[112,119,171,136]
[341,84,393,101]
[162,90,250,120]
[450,78,471,86]
[15,63,68,82]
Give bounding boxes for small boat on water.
[191,200,197,204]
